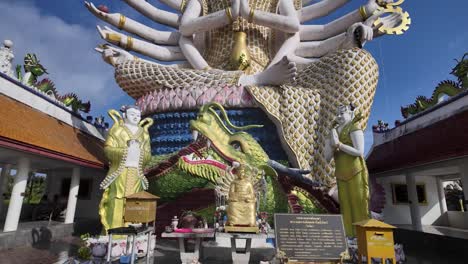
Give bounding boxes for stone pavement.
[0,234,467,264]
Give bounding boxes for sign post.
[274,213,347,263]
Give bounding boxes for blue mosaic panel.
[147,108,288,161]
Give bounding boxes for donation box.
[124,191,159,223]
[353,219,396,264]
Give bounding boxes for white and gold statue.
[86,0,410,185]
[99,105,153,232]
[325,103,369,237]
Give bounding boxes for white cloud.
[0,1,131,116]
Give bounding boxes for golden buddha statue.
[225,165,258,233]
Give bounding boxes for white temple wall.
[377,175,440,225]
[48,168,104,220]
[377,175,411,225]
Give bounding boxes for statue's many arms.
[86,0,410,185]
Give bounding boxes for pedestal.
[216,232,268,264]
[161,231,215,264]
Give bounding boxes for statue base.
[224,226,259,233]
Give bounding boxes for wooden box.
[124,191,159,223]
[353,219,396,264]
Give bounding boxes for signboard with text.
[274,213,347,261]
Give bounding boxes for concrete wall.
[447,211,468,229]
[377,175,440,225]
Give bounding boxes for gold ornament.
[377,0,405,7]
[359,6,368,20]
[125,36,134,50]
[248,9,255,23]
[106,33,121,43]
[225,7,234,24]
[180,0,187,12]
[227,31,251,71]
[373,6,411,35]
[118,14,126,30]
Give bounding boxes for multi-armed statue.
[86,0,410,186]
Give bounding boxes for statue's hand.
[85,2,108,19]
[127,139,140,148]
[331,129,339,147]
[342,22,373,49]
[95,44,133,66]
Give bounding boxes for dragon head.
[23,53,48,77]
[59,93,91,113]
[171,102,314,186]
[451,53,468,88]
[179,102,270,182]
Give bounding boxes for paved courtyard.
[0,234,467,264]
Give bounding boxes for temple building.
[366,89,468,236]
[0,69,106,248]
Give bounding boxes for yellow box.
[353,219,396,264]
[124,191,159,223]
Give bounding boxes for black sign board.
[274,213,347,261]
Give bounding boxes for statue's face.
[337,106,352,125]
[238,168,246,179]
[124,108,141,126]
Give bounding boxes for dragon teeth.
[207,139,211,149]
[186,153,194,160]
[192,130,199,141]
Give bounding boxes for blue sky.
[0,0,467,152]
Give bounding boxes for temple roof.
[0,94,106,168]
[366,106,468,175]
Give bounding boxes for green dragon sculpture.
[401,53,468,118]
[145,103,339,224]
[15,53,91,113]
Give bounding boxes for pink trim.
[136,85,257,115]
[0,136,105,169]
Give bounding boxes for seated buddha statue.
[226,165,257,228]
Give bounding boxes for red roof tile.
[0,94,105,168]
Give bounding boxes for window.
[60,178,93,200]
[391,183,427,205]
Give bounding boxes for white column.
[4,157,30,232]
[406,172,422,231]
[65,167,80,224]
[45,171,53,201]
[436,177,447,215]
[0,164,12,215]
